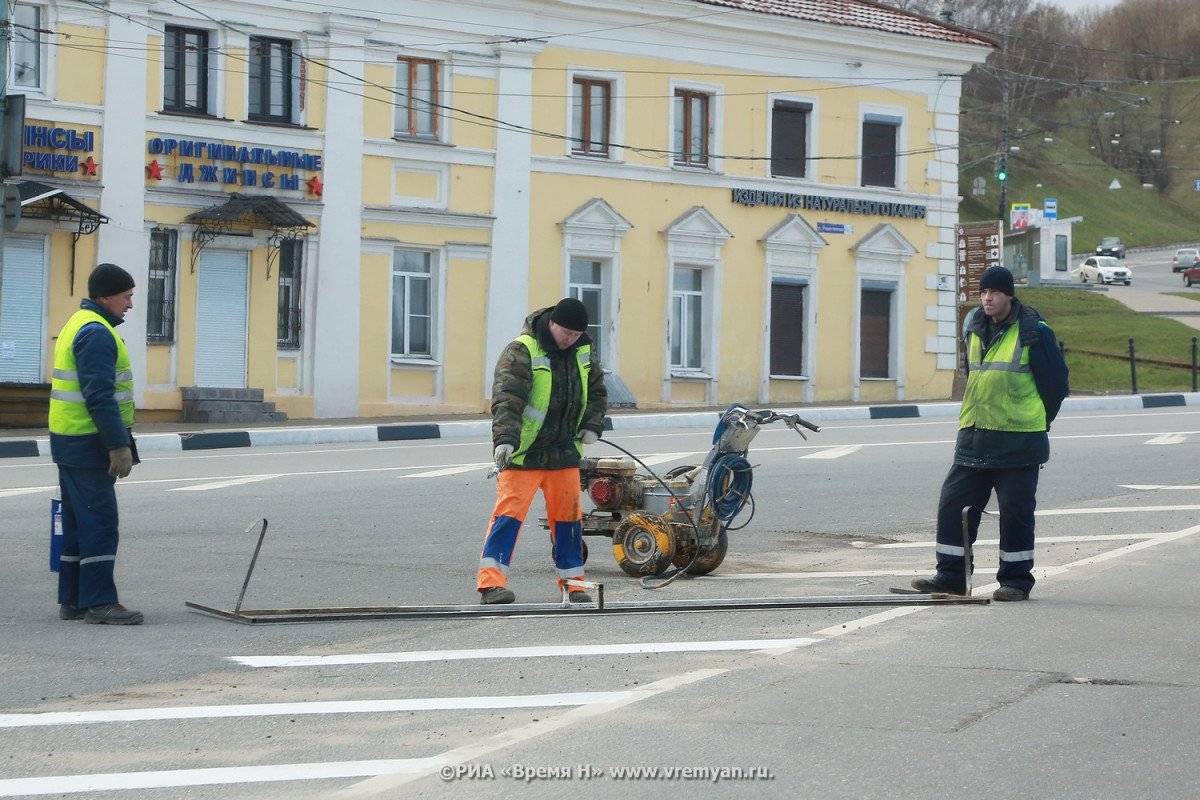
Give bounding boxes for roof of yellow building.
[691,0,997,47]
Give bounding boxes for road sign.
[1044,198,1058,220]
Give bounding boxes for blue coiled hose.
[707,453,754,523]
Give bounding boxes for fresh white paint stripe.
[0,759,446,797]
[1137,431,1185,443]
[0,691,635,729]
[801,445,863,460]
[0,486,54,498]
[1122,484,1200,490]
[634,452,697,466]
[1041,523,1200,572]
[708,570,925,580]
[230,637,822,669]
[1036,504,1200,516]
[333,669,726,797]
[400,465,480,479]
[169,475,282,492]
[866,533,1160,549]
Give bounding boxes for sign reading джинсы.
[731,188,926,219]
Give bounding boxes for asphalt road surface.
[1,403,1199,798]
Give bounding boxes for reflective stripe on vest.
[49,310,135,435]
[512,333,590,466]
[959,321,1045,432]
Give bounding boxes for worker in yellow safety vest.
[48,263,144,625]
[476,298,608,604]
[912,266,1069,602]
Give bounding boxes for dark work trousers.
[934,463,1039,593]
[57,465,120,609]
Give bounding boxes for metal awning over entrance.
[185,192,314,275]
[14,180,109,236]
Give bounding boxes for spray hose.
[707,453,754,524]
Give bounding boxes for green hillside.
[958,76,1200,251]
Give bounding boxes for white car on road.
[1079,256,1132,286]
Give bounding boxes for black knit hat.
[549,297,589,332]
[88,263,135,299]
[979,266,1015,296]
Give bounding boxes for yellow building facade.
[0,0,992,422]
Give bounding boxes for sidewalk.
[1108,285,1200,331]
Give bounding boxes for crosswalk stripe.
[229,637,823,668]
[169,475,282,492]
[801,445,862,459]
[0,691,634,729]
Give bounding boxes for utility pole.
[0,0,10,289]
[996,32,1010,224]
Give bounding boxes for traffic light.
[996,156,1008,183]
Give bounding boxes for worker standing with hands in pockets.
[476,298,608,605]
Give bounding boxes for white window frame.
[10,3,52,95]
[567,258,607,364]
[858,103,908,191]
[669,79,723,173]
[389,248,441,364]
[559,198,631,373]
[670,266,708,372]
[566,68,625,162]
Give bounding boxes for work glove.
[108,446,133,479]
[493,444,514,469]
[578,430,599,445]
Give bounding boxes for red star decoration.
[80,157,99,176]
[146,160,164,180]
[306,175,323,197]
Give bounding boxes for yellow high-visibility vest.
[960,320,1045,432]
[49,310,134,435]
[512,333,590,465]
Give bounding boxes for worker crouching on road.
[912,265,1069,602]
[476,298,608,604]
[49,263,144,625]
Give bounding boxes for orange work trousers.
[476,467,585,593]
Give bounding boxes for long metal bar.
[185,592,989,625]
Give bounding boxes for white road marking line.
[1036,504,1200,515]
[801,445,863,459]
[332,669,726,797]
[631,452,698,466]
[1042,522,1200,572]
[0,691,635,729]
[168,475,283,492]
[400,465,480,479]
[1145,433,1187,445]
[229,637,822,669]
[866,533,1160,549]
[0,759,447,798]
[0,486,55,498]
[1122,484,1200,490]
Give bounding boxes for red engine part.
[588,476,625,509]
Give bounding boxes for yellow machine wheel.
[686,530,728,575]
[612,514,676,577]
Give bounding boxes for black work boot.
[479,587,515,605]
[910,576,966,595]
[84,603,145,625]
[59,604,86,621]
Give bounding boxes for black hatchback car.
[1096,237,1126,259]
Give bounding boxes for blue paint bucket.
[50,495,63,572]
